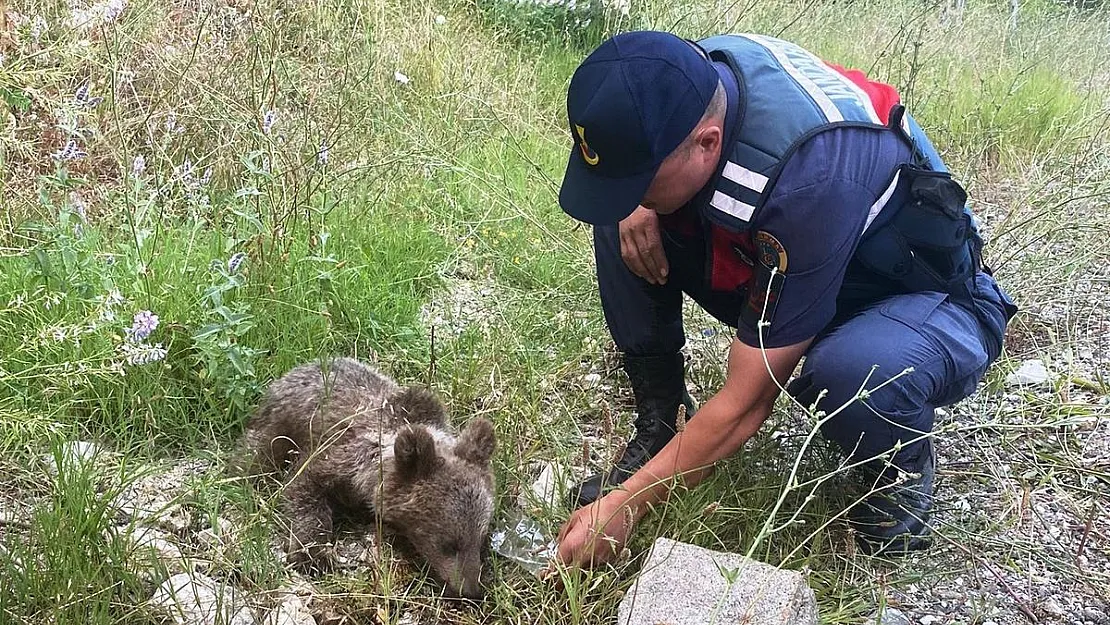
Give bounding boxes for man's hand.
[554,492,636,568]
[620,205,669,285]
[551,337,813,573]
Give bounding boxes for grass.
[1,0,1109,623]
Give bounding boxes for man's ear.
[694,124,722,157]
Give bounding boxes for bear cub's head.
[382,389,497,600]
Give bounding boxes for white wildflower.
[118,341,167,366]
[105,0,127,21]
[394,71,410,85]
[31,16,47,43]
[164,114,183,134]
[69,0,127,30]
[69,193,88,223]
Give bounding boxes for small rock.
[0,508,28,527]
[582,373,602,388]
[261,593,313,625]
[315,610,347,625]
[196,528,221,550]
[1043,598,1066,618]
[149,572,253,625]
[44,441,102,474]
[869,607,911,625]
[1006,359,1051,387]
[197,518,236,549]
[920,616,938,625]
[1083,607,1104,621]
[617,538,817,625]
[110,525,188,579]
[111,460,208,529]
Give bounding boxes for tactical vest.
[690,34,984,322]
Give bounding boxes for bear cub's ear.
[394,425,439,480]
[392,386,448,425]
[455,418,496,467]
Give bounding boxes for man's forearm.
[609,390,770,520]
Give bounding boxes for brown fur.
[239,357,496,599]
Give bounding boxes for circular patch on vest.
[755,231,788,272]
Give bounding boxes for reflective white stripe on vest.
[711,190,756,222]
[863,169,901,234]
[743,34,842,122]
[743,34,881,125]
[722,161,768,193]
[766,38,882,126]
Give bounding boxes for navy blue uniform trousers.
[593,121,1017,469]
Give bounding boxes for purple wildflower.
[227,252,246,274]
[262,110,276,135]
[126,310,159,343]
[52,139,87,161]
[132,154,146,176]
[74,83,103,108]
[316,140,329,165]
[174,158,193,181]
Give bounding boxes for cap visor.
[558,151,657,226]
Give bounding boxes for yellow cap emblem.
[575,124,600,166]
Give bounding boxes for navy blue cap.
[558,31,720,225]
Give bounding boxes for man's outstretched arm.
[555,334,812,567]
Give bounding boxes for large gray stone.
[616,538,818,625]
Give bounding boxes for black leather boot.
[849,438,936,556]
[569,352,697,508]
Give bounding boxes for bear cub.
[241,356,497,599]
